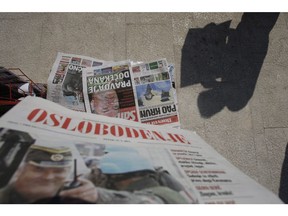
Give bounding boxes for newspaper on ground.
[46,52,111,112]
[82,61,139,122]
[47,53,180,127]
[0,97,282,204]
[131,59,180,127]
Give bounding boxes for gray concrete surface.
[1,12,288,201]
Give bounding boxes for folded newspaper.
[82,61,139,122]
[47,52,180,127]
[131,59,179,127]
[0,97,282,204]
[46,52,111,112]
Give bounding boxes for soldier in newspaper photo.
[0,141,95,204]
[0,129,35,189]
[0,143,73,203]
[136,81,178,125]
[0,130,197,204]
[62,68,83,106]
[75,143,197,204]
[60,57,92,110]
[47,53,108,112]
[0,141,106,204]
[132,59,180,127]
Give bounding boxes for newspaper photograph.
[0,97,283,204]
[132,59,180,127]
[82,61,139,122]
[167,64,180,127]
[47,52,110,112]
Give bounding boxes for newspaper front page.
[132,59,180,127]
[0,97,282,204]
[47,53,180,127]
[82,61,139,122]
[47,52,110,112]
[167,64,179,127]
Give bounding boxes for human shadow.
[181,13,279,118]
[279,142,288,203]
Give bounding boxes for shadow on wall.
[181,13,279,118]
[279,143,288,203]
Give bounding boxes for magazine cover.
[47,52,109,112]
[82,61,139,122]
[132,59,180,127]
[0,97,283,204]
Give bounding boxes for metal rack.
[0,67,46,106]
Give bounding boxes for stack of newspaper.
[0,52,283,204]
[46,52,180,128]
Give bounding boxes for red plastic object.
[0,67,47,106]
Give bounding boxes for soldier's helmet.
[99,152,154,174]
[25,145,73,168]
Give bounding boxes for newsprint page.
[46,52,110,112]
[0,97,282,204]
[47,52,180,127]
[82,61,139,122]
[131,59,180,127]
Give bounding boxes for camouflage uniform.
[86,151,192,204]
[0,186,29,204]
[96,187,165,204]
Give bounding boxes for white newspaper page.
[47,52,110,112]
[167,64,180,128]
[132,59,180,127]
[82,61,139,122]
[0,97,283,204]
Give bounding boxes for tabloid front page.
[47,53,179,127]
[132,59,180,127]
[82,61,139,122]
[46,52,110,112]
[0,97,282,204]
